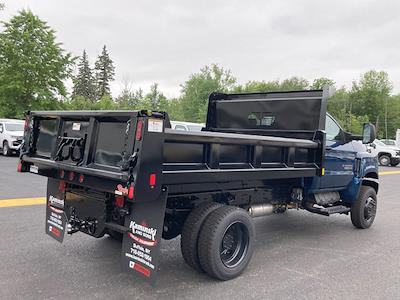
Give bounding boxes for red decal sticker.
[49,206,64,214]
[49,226,61,237]
[130,261,150,277]
[128,232,157,247]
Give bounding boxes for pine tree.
[72,50,96,102]
[94,45,115,99]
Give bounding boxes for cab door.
[320,115,357,189]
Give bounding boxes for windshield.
[5,123,24,131]
[382,140,396,145]
[374,139,387,147]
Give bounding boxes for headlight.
[11,136,22,140]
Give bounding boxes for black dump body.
[19,89,328,283]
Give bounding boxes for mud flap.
[45,178,67,243]
[121,188,168,285]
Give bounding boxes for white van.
[0,119,25,156]
[170,121,205,132]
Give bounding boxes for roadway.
[1,156,400,299]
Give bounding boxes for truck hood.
[9,131,24,138]
[385,145,400,151]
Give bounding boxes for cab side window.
[325,116,341,140]
[0,123,3,133]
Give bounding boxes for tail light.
[78,174,85,183]
[135,120,143,141]
[149,173,156,187]
[115,196,124,208]
[128,186,134,200]
[59,181,66,193]
[17,161,23,172]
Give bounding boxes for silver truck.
[0,119,25,156]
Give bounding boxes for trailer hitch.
[67,211,98,235]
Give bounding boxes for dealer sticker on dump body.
[147,118,163,133]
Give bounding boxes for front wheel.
[2,141,11,156]
[197,206,255,280]
[378,154,390,166]
[351,186,377,229]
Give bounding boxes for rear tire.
[198,206,255,280]
[2,141,11,156]
[180,202,222,272]
[378,154,390,166]
[351,186,377,229]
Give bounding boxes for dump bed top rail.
[164,128,318,148]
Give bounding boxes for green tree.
[180,64,236,122]
[311,77,335,90]
[234,77,309,93]
[143,83,167,110]
[115,82,143,109]
[94,94,116,110]
[279,77,309,90]
[72,50,96,102]
[0,10,73,118]
[385,95,400,138]
[350,70,392,136]
[94,45,115,99]
[233,80,280,93]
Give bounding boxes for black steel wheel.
[180,202,223,272]
[220,222,249,268]
[351,186,377,229]
[198,206,255,280]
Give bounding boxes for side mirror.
[362,123,376,144]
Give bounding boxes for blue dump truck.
[18,89,378,284]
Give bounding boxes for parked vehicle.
[0,119,25,156]
[170,121,204,132]
[380,139,399,148]
[397,129,400,148]
[18,89,378,283]
[368,139,400,166]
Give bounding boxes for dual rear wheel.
[181,202,255,280]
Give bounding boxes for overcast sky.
[2,0,400,97]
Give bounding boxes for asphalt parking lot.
[1,156,400,300]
